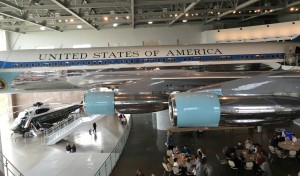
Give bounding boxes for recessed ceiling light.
[185,13,189,17]
[58,20,62,22]
[77,25,82,29]
[115,17,119,20]
[104,17,108,21]
[113,23,118,27]
[65,19,68,22]
[70,19,74,22]
[126,16,130,19]
[148,21,153,24]
[182,20,187,23]
[40,26,46,30]
[175,14,178,17]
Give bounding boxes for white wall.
[7,25,202,50]
[201,20,300,43]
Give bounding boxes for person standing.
[165,130,174,150]
[93,122,97,133]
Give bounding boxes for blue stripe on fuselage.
[0,53,285,69]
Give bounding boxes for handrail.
[0,152,24,176]
[94,116,131,176]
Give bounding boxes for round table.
[278,141,300,151]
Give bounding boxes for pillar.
[155,110,172,130]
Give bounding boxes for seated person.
[245,138,254,151]
[71,144,76,153]
[223,146,236,159]
[173,145,181,154]
[173,158,184,174]
[235,141,244,150]
[66,143,71,153]
[181,145,191,155]
[255,153,266,166]
[185,158,193,174]
[270,134,279,148]
[231,152,242,168]
[292,134,298,142]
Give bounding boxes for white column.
[155,110,173,130]
[257,126,262,133]
[0,129,4,175]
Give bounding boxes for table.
[236,150,255,162]
[278,141,300,151]
[168,154,195,166]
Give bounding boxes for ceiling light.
[296,8,299,11]
[185,13,189,17]
[170,14,172,17]
[77,25,82,29]
[233,11,236,14]
[58,19,62,22]
[217,12,220,15]
[175,14,178,17]
[182,20,187,23]
[40,26,46,30]
[65,19,68,22]
[148,21,153,24]
[70,19,74,22]
[126,16,130,19]
[113,23,118,27]
[290,7,295,11]
[115,17,119,20]
[195,13,198,16]
[104,17,108,21]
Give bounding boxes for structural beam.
[206,0,260,24]
[49,0,98,30]
[0,11,61,32]
[131,0,134,28]
[242,0,300,22]
[0,0,23,11]
[169,0,201,26]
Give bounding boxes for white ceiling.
[0,0,300,33]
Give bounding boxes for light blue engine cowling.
[84,92,115,115]
[169,92,221,127]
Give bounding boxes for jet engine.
[169,92,300,127]
[84,91,168,115]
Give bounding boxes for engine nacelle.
[84,92,115,115]
[169,92,221,127]
[84,91,168,115]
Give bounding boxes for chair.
[172,166,182,175]
[244,161,253,176]
[216,154,228,165]
[166,150,173,157]
[162,162,172,176]
[268,145,276,163]
[288,150,297,161]
[261,162,272,176]
[275,149,287,158]
[228,160,238,176]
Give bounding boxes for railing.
[94,116,131,176]
[42,113,83,145]
[0,152,24,176]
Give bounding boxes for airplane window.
[93,61,96,65]
[25,64,29,67]
[76,62,79,65]
[103,61,106,64]
[54,62,58,66]
[37,63,41,67]
[110,60,114,64]
[31,63,35,67]
[144,59,148,63]
[162,58,166,62]
[98,61,101,65]
[65,62,69,66]
[87,61,91,65]
[14,64,18,68]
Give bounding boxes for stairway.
[45,114,104,145]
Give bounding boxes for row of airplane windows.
[9,54,284,68]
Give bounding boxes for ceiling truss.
[0,0,298,33]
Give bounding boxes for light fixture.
[58,19,62,22]
[77,25,82,29]
[115,17,119,20]
[182,19,187,23]
[65,19,68,22]
[148,21,153,24]
[113,23,118,27]
[175,14,178,17]
[40,26,46,30]
[70,19,74,22]
[290,7,295,11]
[185,13,189,17]
[126,16,130,19]
[104,17,108,21]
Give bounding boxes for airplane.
[10,101,82,136]
[0,42,299,128]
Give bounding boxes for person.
[136,169,144,176]
[195,157,205,176]
[93,122,97,133]
[121,114,127,124]
[71,144,76,153]
[173,145,180,154]
[150,173,156,176]
[292,133,298,142]
[173,158,184,175]
[181,145,191,155]
[235,141,244,150]
[165,130,174,150]
[66,143,71,153]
